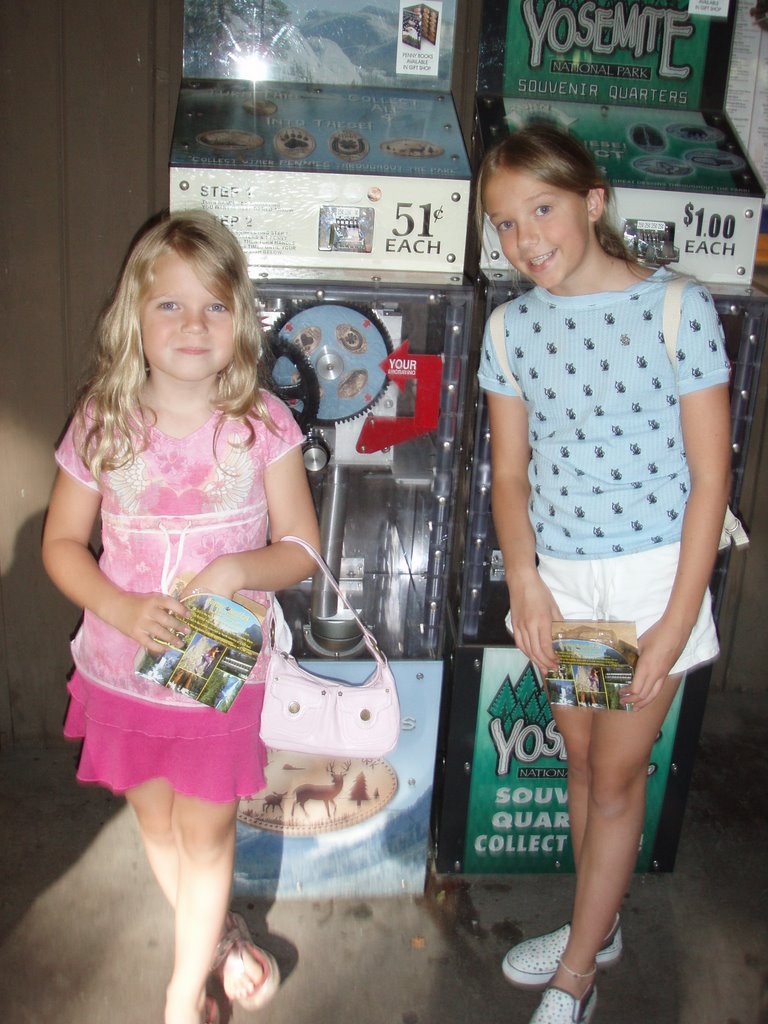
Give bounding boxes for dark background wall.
[0,0,184,744]
[0,0,763,747]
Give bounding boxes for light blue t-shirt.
[478,269,730,559]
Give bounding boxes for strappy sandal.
[213,912,280,1012]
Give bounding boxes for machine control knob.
[302,431,331,473]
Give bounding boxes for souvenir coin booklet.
[135,594,266,713]
[544,621,638,712]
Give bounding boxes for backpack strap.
[661,273,694,365]
[487,302,523,397]
[490,279,691,391]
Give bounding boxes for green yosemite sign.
[499,0,718,108]
[463,647,683,873]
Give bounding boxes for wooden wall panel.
[0,0,182,746]
[0,3,69,747]
[60,2,181,377]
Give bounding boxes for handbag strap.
[280,535,387,666]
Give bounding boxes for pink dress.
[56,395,302,803]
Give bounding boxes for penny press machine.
[435,0,767,876]
[171,1,473,897]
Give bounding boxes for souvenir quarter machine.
[434,0,768,877]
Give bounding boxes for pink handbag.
[259,536,401,758]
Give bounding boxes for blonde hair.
[475,124,633,263]
[75,209,273,478]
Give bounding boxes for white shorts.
[525,544,718,676]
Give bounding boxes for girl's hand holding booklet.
[544,621,638,712]
[135,591,266,713]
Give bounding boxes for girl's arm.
[41,470,189,653]
[629,382,731,709]
[487,391,561,674]
[182,446,320,598]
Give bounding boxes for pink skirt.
[64,670,267,804]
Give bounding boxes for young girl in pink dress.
[42,210,320,1024]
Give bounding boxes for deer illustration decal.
[262,791,287,815]
[291,761,352,819]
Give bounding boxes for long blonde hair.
[75,209,273,478]
[476,124,633,262]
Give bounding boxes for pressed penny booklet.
[544,621,638,712]
[135,592,266,713]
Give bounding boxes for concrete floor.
[1,687,766,1024]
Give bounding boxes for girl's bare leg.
[557,715,591,869]
[127,781,237,1024]
[551,676,682,999]
[166,793,237,1024]
[126,778,180,906]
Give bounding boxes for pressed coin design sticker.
[238,754,398,836]
[685,150,747,171]
[242,99,278,116]
[667,123,726,144]
[274,127,316,159]
[380,138,445,158]
[196,130,264,151]
[628,124,667,152]
[631,155,694,178]
[329,130,370,163]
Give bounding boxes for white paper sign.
[396,1,443,77]
[687,0,730,16]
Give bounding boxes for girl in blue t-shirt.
[477,125,731,1024]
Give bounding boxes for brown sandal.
[213,912,280,1012]
[203,994,220,1024]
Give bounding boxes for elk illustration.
[262,791,287,815]
[291,761,352,819]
